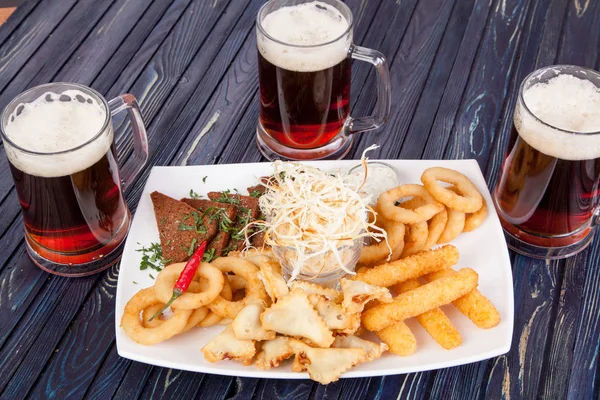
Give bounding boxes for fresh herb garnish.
[189,189,200,199]
[202,248,216,263]
[149,274,155,280]
[249,190,262,198]
[202,176,208,183]
[187,238,198,257]
[213,190,240,205]
[136,242,169,272]
[178,211,208,234]
[133,281,138,284]
[231,209,253,241]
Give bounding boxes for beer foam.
[517,73,600,160]
[259,1,351,72]
[4,90,112,177]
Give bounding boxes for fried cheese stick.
[394,279,462,350]
[362,268,478,332]
[424,268,501,329]
[375,321,417,356]
[352,245,460,287]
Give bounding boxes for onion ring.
[121,287,192,345]
[424,207,448,249]
[464,199,488,232]
[141,303,165,329]
[377,184,444,224]
[401,221,428,258]
[421,167,483,213]
[197,278,233,327]
[227,274,247,292]
[155,262,224,310]
[437,207,465,243]
[358,219,405,266]
[207,256,269,319]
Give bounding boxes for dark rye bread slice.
[150,191,218,264]
[180,198,237,257]
[207,192,260,253]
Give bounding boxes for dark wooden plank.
[50,0,155,84]
[111,360,154,400]
[0,249,46,349]
[441,0,531,165]
[566,236,600,399]
[0,0,77,93]
[252,378,313,400]
[226,377,260,400]
[112,0,232,158]
[0,274,94,396]
[398,0,476,159]
[420,0,494,160]
[0,0,42,47]
[350,0,458,160]
[136,368,207,399]
[556,0,600,68]
[0,0,114,104]
[81,344,131,400]
[93,0,193,96]
[482,0,570,188]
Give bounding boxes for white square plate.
[115,160,514,379]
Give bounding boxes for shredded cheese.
[245,146,388,283]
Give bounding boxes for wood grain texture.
[0,0,116,106]
[0,0,599,398]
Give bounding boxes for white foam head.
[3,89,111,177]
[258,1,351,72]
[516,72,600,160]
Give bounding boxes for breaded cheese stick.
[362,268,478,332]
[395,279,462,350]
[424,268,501,329]
[352,245,460,287]
[375,321,417,356]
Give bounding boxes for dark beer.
[257,0,352,149]
[495,133,600,247]
[10,147,129,264]
[4,89,130,265]
[494,70,600,250]
[258,52,351,149]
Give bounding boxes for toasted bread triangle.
[150,191,217,264]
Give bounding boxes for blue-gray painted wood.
[0,1,598,399]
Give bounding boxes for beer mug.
[1,82,148,276]
[493,65,600,259]
[255,0,391,160]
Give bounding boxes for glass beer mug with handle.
[256,0,391,160]
[1,82,148,277]
[493,65,600,259]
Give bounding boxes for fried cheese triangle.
[255,336,295,370]
[339,278,393,314]
[201,325,255,366]
[261,290,334,348]
[332,335,388,361]
[257,260,289,303]
[290,281,343,303]
[231,302,276,341]
[289,339,368,385]
[307,294,361,335]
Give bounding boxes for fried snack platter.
[115,160,514,380]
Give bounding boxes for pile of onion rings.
[121,252,270,345]
[359,167,488,267]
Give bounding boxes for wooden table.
[0,0,598,399]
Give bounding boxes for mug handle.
[108,94,149,189]
[348,45,392,134]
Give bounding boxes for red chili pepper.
[149,241,207,322]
